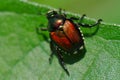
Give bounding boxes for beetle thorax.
[54,19,63,27]
[48,18,64,31]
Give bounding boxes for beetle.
[37,9,102,76]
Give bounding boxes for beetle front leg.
[36,27,48,34]
[70,14,86,21]
[36,24,48,34]
[58,8,67,17]
[56,47,70,76]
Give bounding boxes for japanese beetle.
[37,9,102,76]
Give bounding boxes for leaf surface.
[0,0,120,80]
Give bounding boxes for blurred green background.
[30,0,120,24]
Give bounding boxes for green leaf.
[0,0,120,80]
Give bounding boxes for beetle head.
[46,10,58,19]
[46,10,65,31]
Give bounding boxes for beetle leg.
[59,8,67,17]
[56,47,70,76]
[70,14,102,28]
[40,27,48,31]
[49,41,55,64]
[79,14,86,22]
[63,9,67,17]
[70,14,86,21]
[49,41,70,75]
[59,8,62,14]
[70,17,79,20]
[36,27,48,34]
[78,19,102,28]
[49,52,54,64]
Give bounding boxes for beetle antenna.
[59,8,62,14]
[63,9,67,17]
